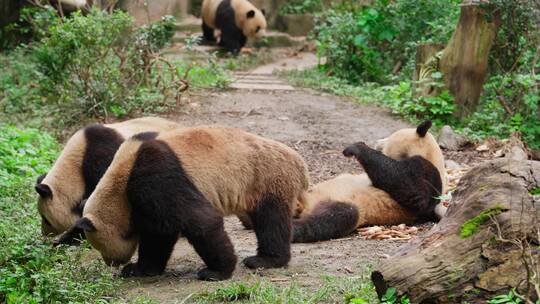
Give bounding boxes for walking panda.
[201,0,267,54]
[70,126,309,280]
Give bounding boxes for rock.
[438,125,471,150]
[249,31,305,48]
[444,159,461,169]
[476,144,489,152]
[506,146,528,161]
[275,14,315,36]
[502,133,529,161]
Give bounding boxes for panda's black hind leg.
[243,194,291,269]
[121,232,177,277]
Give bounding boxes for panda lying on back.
[293,121,447,243]
[69,126,309,280]
[201,0,267,54]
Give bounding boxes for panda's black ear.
[35,183,52,198]
[36,173,47,184]
[416,120,432,137]
[261,9,266,16]
[246,10,255,18]
[75,217,96,232]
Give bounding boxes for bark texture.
[372,159,540,303]
[439,2,501,118]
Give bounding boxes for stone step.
[233,79,286,84]
[229,82,294,91]
[230,72,294,91]
[249,32,305,48]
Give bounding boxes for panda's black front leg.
[202,22,216,43]
[121,232,177,277]
[181,207,237,281]
[220,29,246,55]
[343,142,406,188]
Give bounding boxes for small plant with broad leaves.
[488,289,527,304]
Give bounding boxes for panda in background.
[69,126,309,281]
[35,117,181,243]
[293,121,448,243]
[201,0,267,54]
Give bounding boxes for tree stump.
[439,2,501,118]
[412,44,445,98]
[372,159,540,303]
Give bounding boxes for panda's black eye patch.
[256,26,261,33]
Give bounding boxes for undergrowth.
[0,125,119,303]
[0,7,228,129]
[194,274,378,304]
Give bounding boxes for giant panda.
[68,126,309,281]
[201,0,267,54]
[293,121,447,243]
[35,117,181,243]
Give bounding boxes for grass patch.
[193,273,378,304]
[460,205,508,238]
[0,125,120,303]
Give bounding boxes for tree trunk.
[371,159,540,303]
[412,44,445,98]
[439,2,501,118]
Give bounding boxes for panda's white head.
[36,172,85,236]
[379,121,447,191]
[74,216,137,266]
[241,6,267,39]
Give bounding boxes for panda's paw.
[120,263,141,277]
[243,255,289,269]
[121,262,163,277]
[343,142,368,158]
[197,268,231,281]
[121,263,163,277]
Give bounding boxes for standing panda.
[35,117,181,242]
[293,121,447,243]
[69,126,309,281]
[201,0,267,54]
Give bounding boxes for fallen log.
[372,159,540,303]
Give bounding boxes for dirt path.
[121,59,415,302]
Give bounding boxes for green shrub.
[280,0,323,15]
[462,74,540,149]
[0,8,192,128]
[313,0,460,83]
[0,125,118,303]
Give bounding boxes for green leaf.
[354,34,367,47]
[349,298,369,304]
[377,30,394,41]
